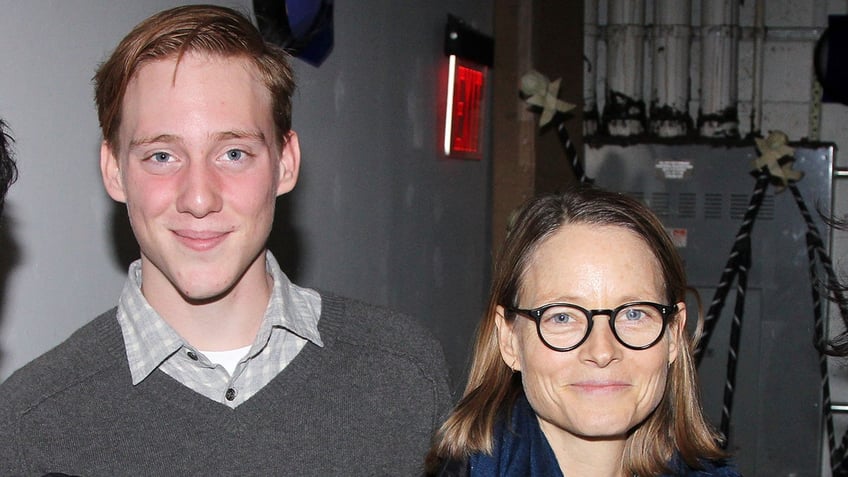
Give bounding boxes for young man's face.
[101,53,299,304]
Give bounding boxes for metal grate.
[705,193,723,219]
[627,191,776,221]
[650,192,670,217]
[627,191,645,203]
[678,192,697,219]
[730,193,774,220]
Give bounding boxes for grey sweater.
[0,294,451,476]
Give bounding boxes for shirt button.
[186,351,198,361]
[225,388,237,401]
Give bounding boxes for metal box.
[585,143,834,477]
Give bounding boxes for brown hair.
[427,186,725,475]
[94,4,295,150]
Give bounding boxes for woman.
[427,187,739,477]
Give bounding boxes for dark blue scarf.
[468,394,563,477]
[466,394,740,477]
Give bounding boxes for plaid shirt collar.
[117,251,323,385]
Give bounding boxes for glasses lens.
[612,303,665,347]
[538,305,590,349]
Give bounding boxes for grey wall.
[0,0,492,391]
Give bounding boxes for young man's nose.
[176,161,223,217]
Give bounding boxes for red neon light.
[445,57,485,159]
[451,65,484,153]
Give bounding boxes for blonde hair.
[427,187,725,474]
[94,5,295,150]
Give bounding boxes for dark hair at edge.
[0,119,18,215]
[814,213,848,356]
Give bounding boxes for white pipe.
[751,0,765,135]
[760,26,824,42]
[650,0,691,137]
[584,0,599,136]
[604,0,646,136]
[699,0,740,138]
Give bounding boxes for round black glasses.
[507,301,677,352]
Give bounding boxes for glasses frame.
[507,301,677,352]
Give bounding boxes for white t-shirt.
[201,345,252,376]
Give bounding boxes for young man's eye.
[150,152,172,163]
[224,149,245,161]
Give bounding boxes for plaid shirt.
[116,251,323,408]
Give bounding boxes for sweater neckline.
[97,293,349,422]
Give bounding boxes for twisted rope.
[789,182,848,474]
[555,121,591,184]
[719,236,750,444]
[695,169,771,363]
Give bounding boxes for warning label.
[666,227,688,248]
[655,160,694,179]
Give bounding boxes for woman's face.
[497,223,684,448]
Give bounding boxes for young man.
[0,5,450,475]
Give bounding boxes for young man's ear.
[100,141,127,203]
[276,131,300,196]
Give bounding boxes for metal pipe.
[596,25,825,42]
[584,0,600,136]
[650,0,692,137]
[761,26,825,42]
[699,0,740,138]
[751,0,765,136]
[603,0,646,136]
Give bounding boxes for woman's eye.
[624,308,645,321]
[550,312,573,324]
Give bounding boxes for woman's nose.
[578,316,622,367]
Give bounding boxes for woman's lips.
[570,380,631,394]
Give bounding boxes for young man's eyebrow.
[129,134,180,148]
[213,130,266,142]
[128,130,266,149]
